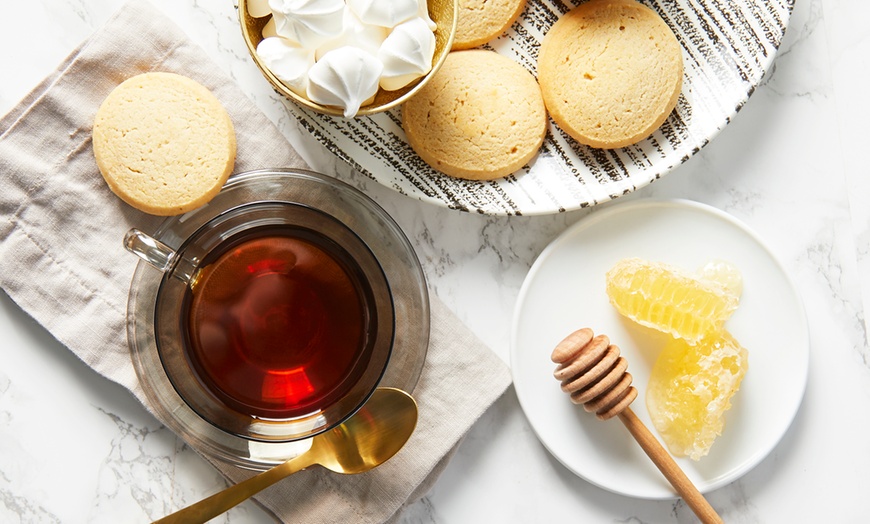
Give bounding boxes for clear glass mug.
[124,169,429,469]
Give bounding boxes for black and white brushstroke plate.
[286,0,794,215]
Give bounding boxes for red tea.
[183,227,375,419]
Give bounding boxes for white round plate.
[282,1,793,215]
[510,198,808,498]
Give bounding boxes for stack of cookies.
[402,0,684,181]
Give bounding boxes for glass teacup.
[127,200,394,441]
[124,169,428,469]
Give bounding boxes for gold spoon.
[154,387,418,524]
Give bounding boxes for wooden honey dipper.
[551,328,724,524]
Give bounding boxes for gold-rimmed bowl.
[238,0,457,117]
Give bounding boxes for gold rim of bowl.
[238,0,458,117]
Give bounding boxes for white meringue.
[268,0,345,48]
[262,17,279,38]
[315,8,388,61]
[256,0,438,116]
[377,17,435,91]
[416,0,437,31]
[307,46,384,118]
[346,0,418,28]
[247,0,273,18]
[256,37,315,96]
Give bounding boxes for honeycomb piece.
[605,258,739,344]
[698,259,744,298]
[645,331,748,460]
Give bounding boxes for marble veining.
[89,409,175,522]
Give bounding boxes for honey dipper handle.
[618,408,724,524]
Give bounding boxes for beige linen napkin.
[0,2,512,522]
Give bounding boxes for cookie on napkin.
[537,0,683,149]
[92,72,236,215]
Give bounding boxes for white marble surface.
[1,0,868,522]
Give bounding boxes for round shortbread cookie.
[452,0,527,50]
[537,0,683,149]
[402,50,546,181]
[92,72,236,216]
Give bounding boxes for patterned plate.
[285,0,793,215]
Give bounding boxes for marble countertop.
[1,0,868,522]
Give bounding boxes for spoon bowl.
[155,387,418,523]
[307,387,419,475]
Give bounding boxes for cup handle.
[124,229,177,272]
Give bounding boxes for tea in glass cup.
[127,202,393,441]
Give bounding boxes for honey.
[605,257,748,460]
[605,257,739,344]
[646,331,748,460]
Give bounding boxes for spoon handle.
[618,408,724,524]
[153,453,314,524]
